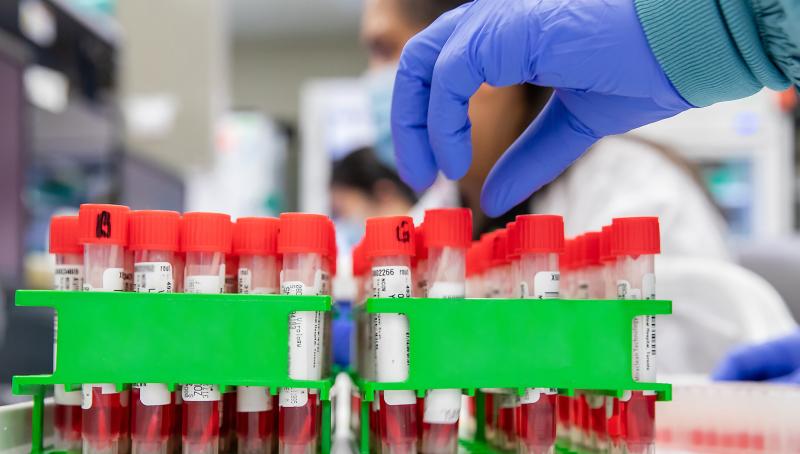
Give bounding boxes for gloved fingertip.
[397,159,437,193]
[479,182,514,218]
[767,368,800,385]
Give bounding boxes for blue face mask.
[364,65,398,170]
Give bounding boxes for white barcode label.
[238,268,252,294]
[134,262,173,293]
[619,274,657,383]
[182,384,221,402]
[283,270,323,381]
[372,266,412,388]
[54,384,82,406]
[372,266,412,299]
[54,264,83,291]
[237,386,271,412]
[185,275,223,294]
[83,268,125,292]
[423,389,461,424]
[427,282,465,299]
[279,388,308,407]
[135,383,171,406]
[531,271,560,299]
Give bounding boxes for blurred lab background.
[0,0,798,404]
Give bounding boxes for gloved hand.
[713,331,800,383]
[391,0,692,217]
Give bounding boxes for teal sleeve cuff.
[634,0,793,107]
[749,0,800,87]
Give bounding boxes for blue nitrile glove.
[713,331,800,384]
[391,0,692,217]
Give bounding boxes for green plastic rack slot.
[353,297,672,453]
[12,290,334,454]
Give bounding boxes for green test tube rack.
[352,297,672,453]
[11,290,334,454]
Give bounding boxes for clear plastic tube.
[421,246,464,454]
[132,249,177,454]
[372,254,417,454]
[182,251,225,454]
[53,251,84,453]
[83,243,128,454]
[518,252,559,454]
[615,254,657,454]
[237,254,279,454]
[280,252,324,454]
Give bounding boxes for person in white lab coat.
[360,0,796,373]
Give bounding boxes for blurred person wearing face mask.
[331,147,418,247]
[359,0,797,374]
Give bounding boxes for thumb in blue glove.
[391,0,692,217]
[713,330,800,384]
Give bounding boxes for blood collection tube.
[220,233,239,454]
[277,213,330,454]
[233,217,280,454]
[412,224,428,298]
[506,222,522,298]
[577,232,608,451]
[365,216,417,454]
[50,216,84,452]
[350,239,368,437]
[599,226,615,299]
[419,209,471,454]
[611,217,660,454]
[171,216,186,454]
[128,211,181,454]
[181,212,232,454]
[515,215,563,454]
[554,239,573,448]
[569,235,589,450]
[78,204,131,454]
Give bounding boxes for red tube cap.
[365,216,415,258]
[78,204,130,246]
[352,240,367,277]
[582,231,601,266]
[128,210,181,252]
[506,221,520,260]
[491,229,509,266]
[612,217,661,256]
[182,212,232,253]
[517,214,564,254]
[233,217,279,256]
[49,216,83,255]
[414,223,427,261]
[278,213,330,255]
[423,208,472,249]
[600,225,614,263]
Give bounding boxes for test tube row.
[49,205,338,454]
[350,211,660,454]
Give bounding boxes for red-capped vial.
[487,230,510,298]
[49,216,84,452]
[419,208,471,454]
[78,204,130,454]
[610,217,660,454]
[219,221,239,454]
[365,216,417,454]
[413,223,428,297]
[579,232,604,299]
[350,239,369,439]
[181,212,232,454]
[600,225,616,299]
[278,213,330,454]
[465,244,478,299]
[128,210,181,454]
[506,221,521,298]
[515,215,563,454]
[231,217,280,454]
